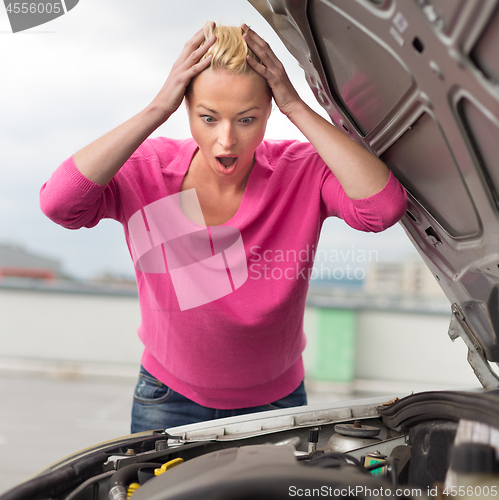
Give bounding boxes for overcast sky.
[0,0,417,279]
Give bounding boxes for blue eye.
[240,117,254,124]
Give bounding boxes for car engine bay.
[3,391,499,499]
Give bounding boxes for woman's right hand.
[71,26,215,186]
[150,24,216,118]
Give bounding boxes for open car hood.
[249,0,499,388]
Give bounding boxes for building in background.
[0,242,137,289]
[0,242,66,281]
[364,255,445,298]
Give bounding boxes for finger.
[190,34,216,60]
[175,53,213,90]
[176,33,215,73]
[243,32,281,70]
[180,28,206,56]
[181,26,215,60]
[246,54,274,82]
[188,54,213,77]
[247,44,281,75]
[243,25,270,50]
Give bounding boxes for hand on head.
[242,24,302,118]
[150,23,216,118]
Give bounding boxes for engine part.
[325,421,382,453]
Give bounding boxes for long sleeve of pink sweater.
[40,138,407,408]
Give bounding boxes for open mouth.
[217,156,237,169]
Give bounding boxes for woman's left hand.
[243,25,303,118]
[243,26,391,200]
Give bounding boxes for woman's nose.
[218,123,237,149]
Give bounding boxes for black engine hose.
[0,451,109,500]
[65,471,115,500]
[108,462,162,500]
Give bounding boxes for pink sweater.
[40,137,407,408]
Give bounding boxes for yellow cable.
[154,457,184,476]
[126,457,184,497]
[127,482,141,498]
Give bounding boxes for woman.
[40,23,407,432]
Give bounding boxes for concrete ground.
[0,370,135,496]
[0,367,358,496]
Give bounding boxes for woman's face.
[186,68,272,183]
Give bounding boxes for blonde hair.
[201,22,264,74]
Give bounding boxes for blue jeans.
[131,365,307,433]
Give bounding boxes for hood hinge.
[448,304,499,389]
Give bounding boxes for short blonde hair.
[201,22,264,74]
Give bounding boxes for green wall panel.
[314,308,356,382]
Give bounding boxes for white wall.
[0,288,143,368]
[355,309,479,388]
